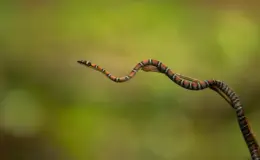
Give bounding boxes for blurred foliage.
[0,1,260,160]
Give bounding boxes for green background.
[1,1,260,160]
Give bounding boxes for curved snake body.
[77,59,260,159]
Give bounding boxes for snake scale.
[77,58,260,159]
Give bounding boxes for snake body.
[77,58,260,159]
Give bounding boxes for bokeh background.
[1,1,260,160]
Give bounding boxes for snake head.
[77,60,91,66]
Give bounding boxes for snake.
[77,58,260,159]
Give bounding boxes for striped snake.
[77,58,260,159]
